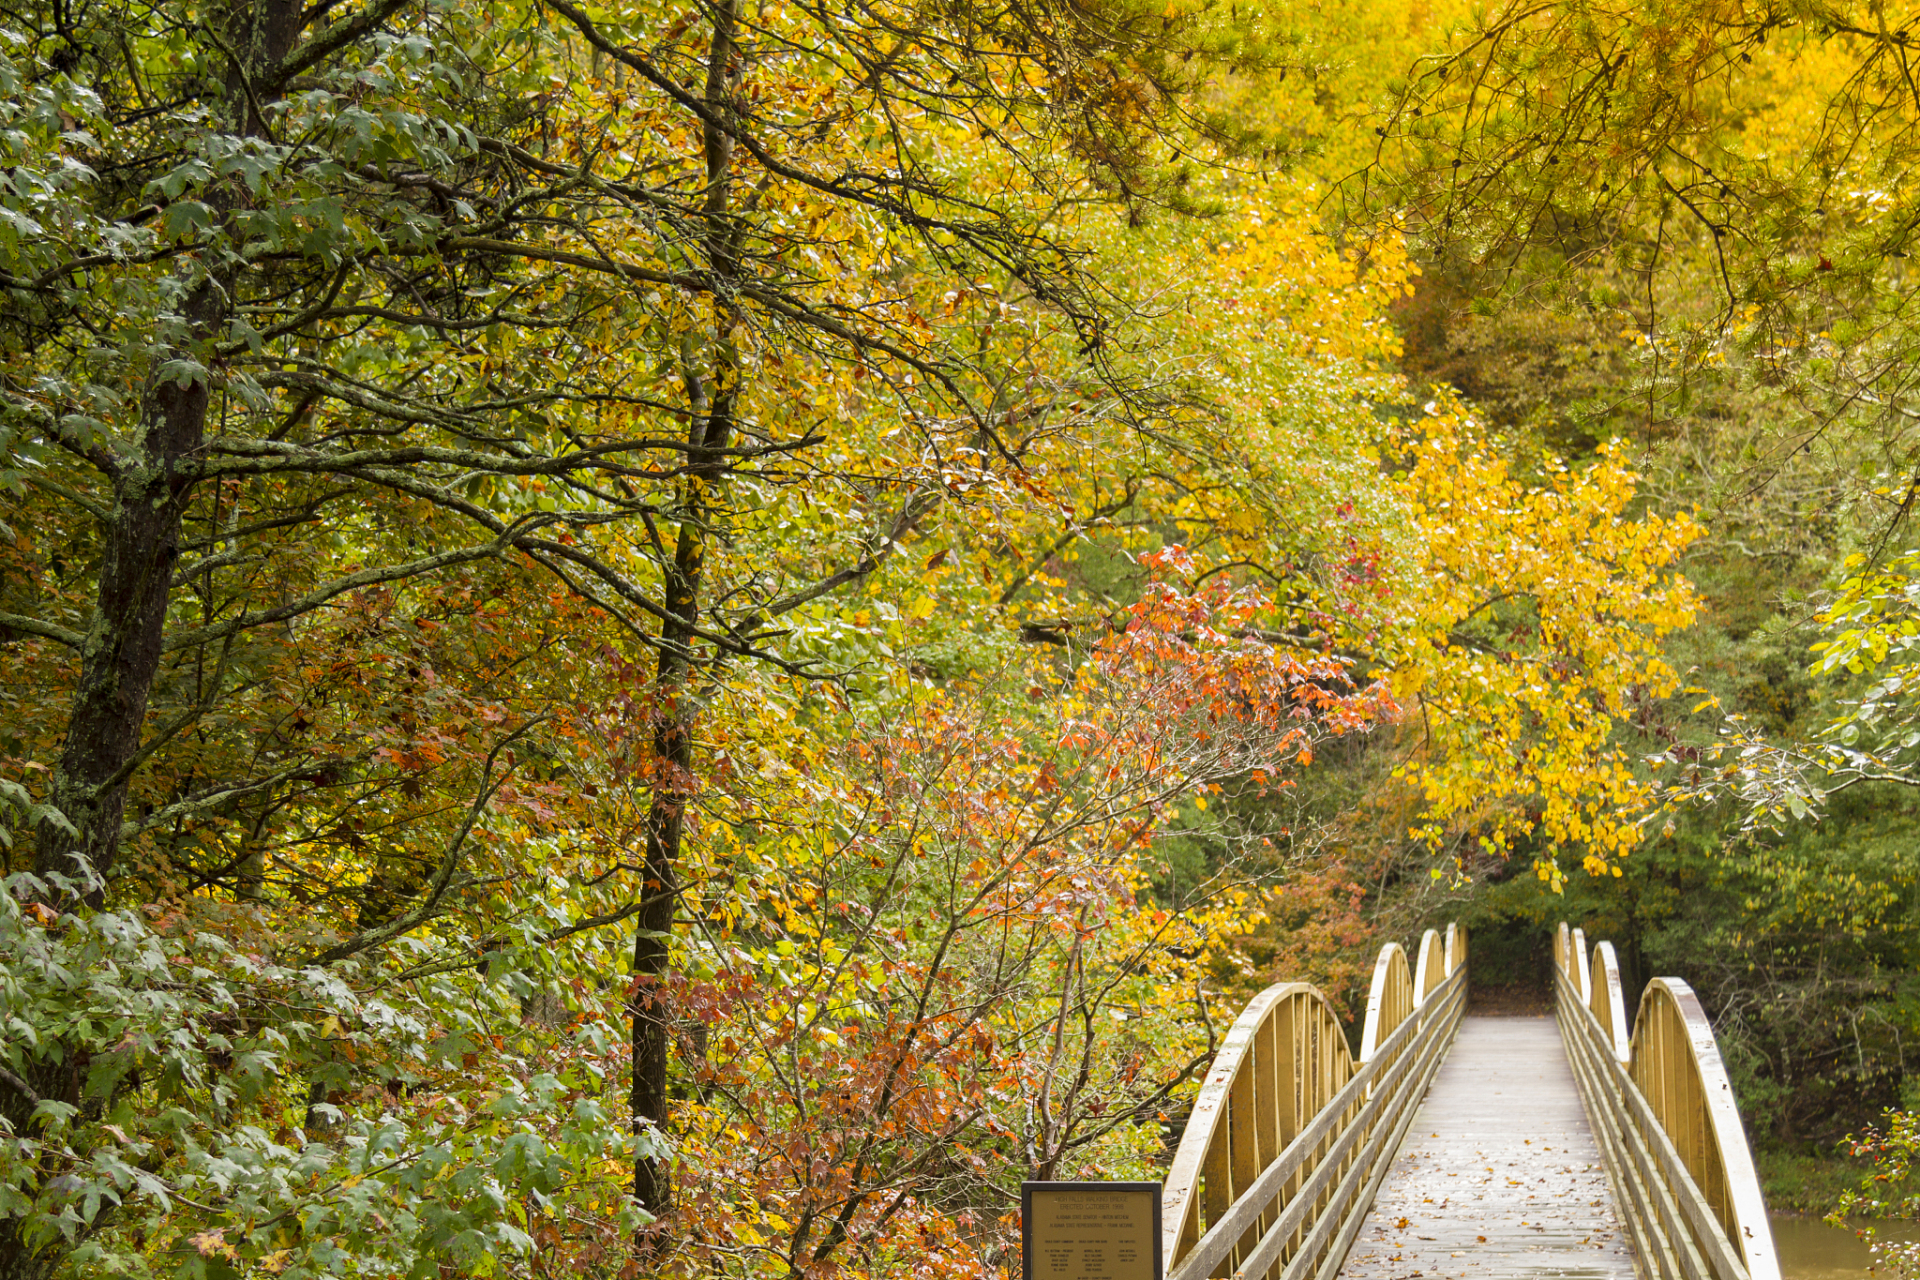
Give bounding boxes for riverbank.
[1760,1151,1874,1217]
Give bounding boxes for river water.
[1772,1214,1920,1280]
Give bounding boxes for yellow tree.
[1375,406,1702,884]
[931,162,1705,887]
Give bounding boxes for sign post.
[1021,1181,1163,1280]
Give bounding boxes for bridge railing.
[1553,922,1779,1280]
[1160,923,1467,1280]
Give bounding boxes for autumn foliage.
[0,0,1710,1275]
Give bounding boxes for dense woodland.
[5,0,1920,1274]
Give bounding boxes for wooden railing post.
[1571,927,1592,1005]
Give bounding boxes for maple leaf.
[190,1229,238,1262]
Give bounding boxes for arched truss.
[1160,926,1468,1280]
[1555,923,1779,1280]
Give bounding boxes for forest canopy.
[0,0,1913,1275]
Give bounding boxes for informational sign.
[1021,1181,1163,1280]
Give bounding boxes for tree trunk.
[32,284,216,892]
[630,346,741,1220]
[630,0,742,1224]
[31,0,304,893]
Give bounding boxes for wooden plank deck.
[1337,1015,1637,1280]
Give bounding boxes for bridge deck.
[1337,1015,1637,1280]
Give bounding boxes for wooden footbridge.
[1153,923,1778,1280]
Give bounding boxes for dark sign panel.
[1021,1181,1163,1280]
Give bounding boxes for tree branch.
[0,613,85,649]
[266,0,418,89]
